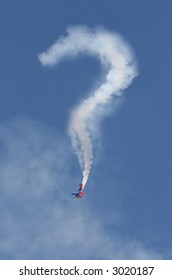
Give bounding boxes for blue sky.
[0,0,172,259]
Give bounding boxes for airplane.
[71,184,85,199]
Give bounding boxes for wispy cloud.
[0,117,162,259]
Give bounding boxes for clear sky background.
[0,0,171,259]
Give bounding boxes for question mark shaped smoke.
[38,25,137,188]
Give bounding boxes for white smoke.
[38,25,137,187]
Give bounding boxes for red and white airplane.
[71,184,84,199]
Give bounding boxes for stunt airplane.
[71,184,85,199]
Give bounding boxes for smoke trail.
[38,25,137,187]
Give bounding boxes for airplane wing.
[71,192,79,196]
